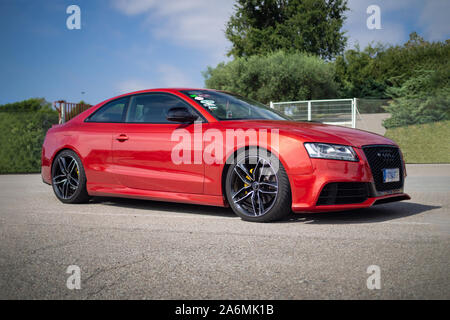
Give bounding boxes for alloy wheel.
[230,156,279,217]
[52,155,80,200]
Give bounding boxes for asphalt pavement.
[0,164,449,299]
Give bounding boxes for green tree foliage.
[383,65,450,128]
[226,0,349,59]
[204,50,338,103]
[335,33,450,99]
[0,99,58,174]
[0,98,52,113]
[334,43,388,98]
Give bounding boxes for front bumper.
[289,149,410,213]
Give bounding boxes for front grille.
[317,182,370,205]
[362,145,404,192]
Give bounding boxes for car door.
[79,96,129,189]
[111,93,205,194]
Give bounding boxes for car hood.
[219,120,396,148]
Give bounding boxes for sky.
[0,0,448,105]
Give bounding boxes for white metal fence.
[270,98,357,128]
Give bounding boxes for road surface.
[0,164,449,299]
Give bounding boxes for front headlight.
[304,143,358,162]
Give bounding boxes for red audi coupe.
[41,88,410,222]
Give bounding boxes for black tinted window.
[126,93,198,123]
[87,97,128,123]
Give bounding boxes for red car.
[41,88,410,222]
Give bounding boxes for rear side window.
[86,97,129,123]
[125,93,199,123]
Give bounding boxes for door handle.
[116,134,129,142]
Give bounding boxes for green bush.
[0,98,51,113]
[0,100,58,174]
[383,66,450,128]
[335,33,450,100]
[204,50,338,104]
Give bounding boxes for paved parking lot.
[0,164,449,299]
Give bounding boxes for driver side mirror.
[166,107,198,123]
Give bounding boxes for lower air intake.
[317,182,370,206]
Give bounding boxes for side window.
[125,94,199,123]
[86,97,129,123]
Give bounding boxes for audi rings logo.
[377,150,396,162]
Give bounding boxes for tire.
[225,148,292,222]
[51,150,90,204]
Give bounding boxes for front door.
[112,93,204,194]
[80,96,130,190]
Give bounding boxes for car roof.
[123,88,217,95]
[93,88,219,108]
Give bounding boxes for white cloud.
[344,0,449,49]
[345,21,407,49]
[113,0,158,15]
[112,0,235,62]
[113,0,449,60]
[347,0,419,14]
[344,0,413,48]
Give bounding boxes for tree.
[204,50,338,103]
[0,98,52,113]
[383,66,450,128]
[225,0,349,60]
[334,43,388,98]
[335,33,450,99]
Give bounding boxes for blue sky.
[0,0,448,105]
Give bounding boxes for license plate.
[383,168,400,183]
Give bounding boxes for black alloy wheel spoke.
[67,159,77,174]
[231,156,279,217]
[58,157,67,173]
[258,182,278,194]
[251,192,258,216]
[234,190,253,204]
[254,158,264,182]
[54,155,80,200]
[234,164,253,184]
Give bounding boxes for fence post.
[351,98,357,128]
[307,101,312,121]
[54,102,59,124]
[56,100,66,124]
[269,101,274,109]
[61,101,66,124]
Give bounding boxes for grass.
[385,120,450,163]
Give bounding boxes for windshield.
[180,90,291,121]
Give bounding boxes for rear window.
[86,97,129,123]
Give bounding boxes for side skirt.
[87,183,226,207]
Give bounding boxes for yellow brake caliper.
[244,168,253,194]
